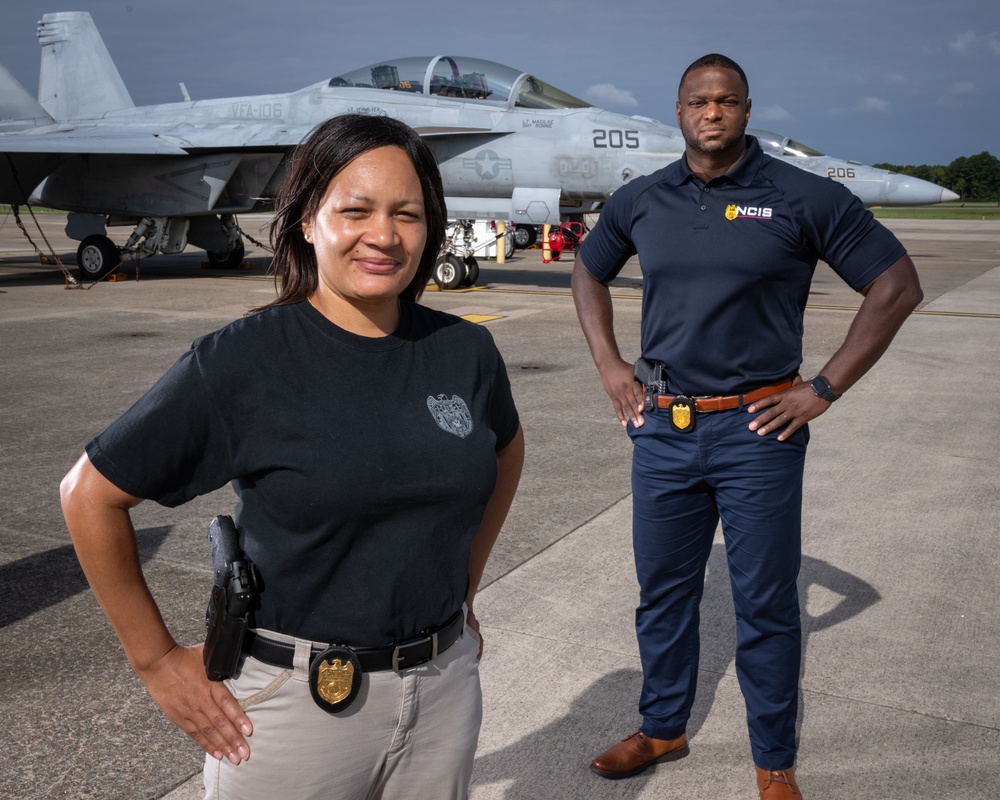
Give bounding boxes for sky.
[2,0,997,167]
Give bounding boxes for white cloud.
[948,31,977,54]
[859,97,890,114]
[753,105,793,122]
[947,30,1000,55]
[829,97,890,116]
[584,83,639,109]
[937,81,977,108]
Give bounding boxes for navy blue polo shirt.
[578,136,907,395]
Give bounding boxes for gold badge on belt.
[308,645,362,714]
[668,395,696,433]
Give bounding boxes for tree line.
[873,151,1000,202]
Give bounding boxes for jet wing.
[179,122,504,151]
[180,124,505,151]
[0,119,508,158]
[0,118,515,207]
[0,119,324,156]
[0,128,192,156]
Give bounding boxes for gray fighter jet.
[0,12,957,285]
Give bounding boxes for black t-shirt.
[87,300,520,645]
[578,136,907,394]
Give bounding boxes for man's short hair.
[679,54,749,97]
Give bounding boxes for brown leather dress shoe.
[756,766,803,799]
[590,730,688,779]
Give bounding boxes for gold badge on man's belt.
[308,645,362,714]
[668,396,696,433]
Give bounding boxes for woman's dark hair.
[254,113,446,312]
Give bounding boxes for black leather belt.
[244,609,465,673]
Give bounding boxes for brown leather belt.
[654,378,795,413]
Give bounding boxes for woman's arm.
[464,425,525,655]
[60,453,253,764]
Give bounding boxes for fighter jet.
[0,12,957,286]
[749,129,958,208]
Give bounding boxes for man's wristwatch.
[810,375,842,403]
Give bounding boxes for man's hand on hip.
[599,358,646,428]
[746,377,830,441]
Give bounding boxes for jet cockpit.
[329,56,591,110]
[749,128,830,159]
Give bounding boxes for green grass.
[0,204,62,214]
[871,203,1000,220]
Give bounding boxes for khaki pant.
[204,621,482,800]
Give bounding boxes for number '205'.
[593,130,640,149]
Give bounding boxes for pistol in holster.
[634,357,667,412]
[203,515,259,681]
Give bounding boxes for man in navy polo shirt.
[572,54,922,799]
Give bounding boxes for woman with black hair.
[61,114,524,800]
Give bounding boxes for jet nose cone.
[884,173,959,207]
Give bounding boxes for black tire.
[433,254,464,290]
[512,225,537,249]
[77,235,122,280]
[206,241,245,269]
[462,256,480,287]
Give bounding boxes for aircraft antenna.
[179,82,191,102]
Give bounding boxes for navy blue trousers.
[628,407,808,770]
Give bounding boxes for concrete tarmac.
[1,214,997,799]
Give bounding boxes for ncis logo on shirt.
[725,204,773,220]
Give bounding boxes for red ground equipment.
[541,222,585,263]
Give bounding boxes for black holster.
[203,516,258,681]
[634,357,667,412]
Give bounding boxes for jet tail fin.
[0,63,54,130]
[37,11,134,121]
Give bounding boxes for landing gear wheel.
[513,225,537,249]
[206,241,245,269]
[77,235,122,280]
[462,256,479,287]
[433,254,464,290]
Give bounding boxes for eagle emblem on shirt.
[427,394,474,438]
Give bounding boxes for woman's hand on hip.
[137,643,253,764]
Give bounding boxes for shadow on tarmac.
[471,544,879,799]
[0,255,274,287]
[690,544,881,742]
[0,526,171,628]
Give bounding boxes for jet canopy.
[749,129,825,158]
[328,56,591,110]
